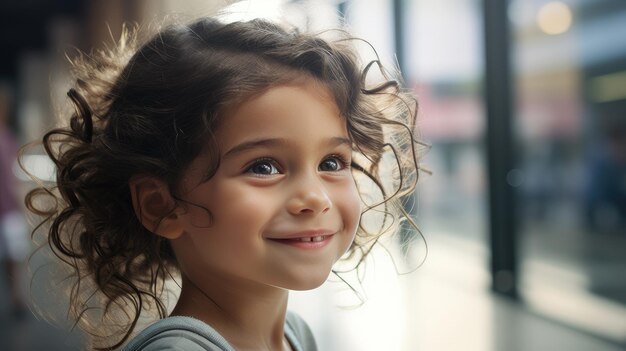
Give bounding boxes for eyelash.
[244,154,351,176]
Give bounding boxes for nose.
[286,176,332,215]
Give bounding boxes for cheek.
[335,181,362,232]
[205,183,277,233]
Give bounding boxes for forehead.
[215,81,347,148]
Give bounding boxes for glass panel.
[402,0,492,347]
[405,0,487,255]
[511,0,626,344]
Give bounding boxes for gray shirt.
[123,311,317,351]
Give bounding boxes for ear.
[129,175,185,239]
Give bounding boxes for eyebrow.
[223,136,351,158]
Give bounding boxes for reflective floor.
[0,235,624,351]
[289,234,626,351]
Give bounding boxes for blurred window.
[511,0,626,343]
[406,0,487,248]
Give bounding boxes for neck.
[171,273,290,351]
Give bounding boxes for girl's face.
[172,80,361,291]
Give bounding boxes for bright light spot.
[537,2,573,35]
[13,155,56,182]
[218,0,284,23]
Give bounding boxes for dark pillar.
[392,0,406,79]
[483,0,518,299]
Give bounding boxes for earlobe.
[129,176,185,239]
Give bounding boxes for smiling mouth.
[268,234,334,249]
[288,235,328,242]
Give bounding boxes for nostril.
[288,198,331,215]
[287,185,333,215]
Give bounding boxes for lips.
[266,229,335,240]
[277,234,331,243]
[266,230,335,249]
[291,235,326,242]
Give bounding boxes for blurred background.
[0,0,624,350]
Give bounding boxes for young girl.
[26,16,421,351]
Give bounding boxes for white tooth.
[300,237,312,242]
[312,236,323,242]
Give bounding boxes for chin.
[284,270,333,291]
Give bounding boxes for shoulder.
[123,316,234,351]
[285,311,318,351]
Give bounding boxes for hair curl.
[24,17,424,350]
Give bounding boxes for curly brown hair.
[24,17,423,350]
